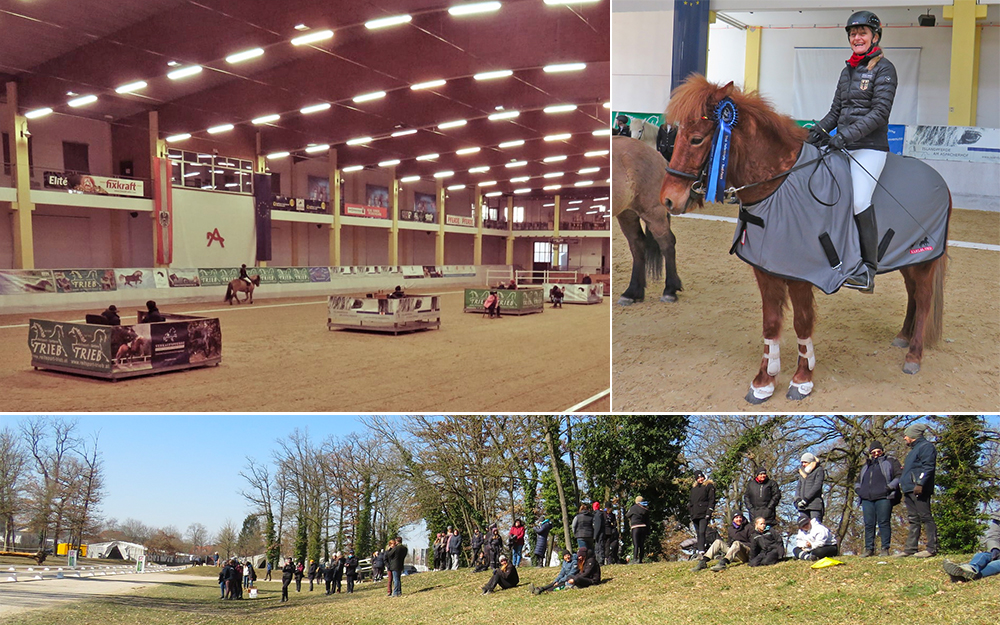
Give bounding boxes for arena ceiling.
[2,0,611,199]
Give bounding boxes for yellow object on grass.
[811,557,844,569]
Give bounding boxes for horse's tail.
[925,252,946,346]
[644,223,663,280]
[224,282,233,302]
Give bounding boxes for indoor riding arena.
[0,0,611,412]
[611,3,999,412]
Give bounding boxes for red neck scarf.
[849,46,881,68]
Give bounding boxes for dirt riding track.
[1,290,610,412]
[613,206,1000,412]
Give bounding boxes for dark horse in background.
[225,274,260,304]
[659,76,948,404]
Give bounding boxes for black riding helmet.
[846,10,882,42]
[616,114,629,125]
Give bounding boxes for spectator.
[324,557,336,595]
[572,504,595,551]
[943,514,1000,582]
[591,503,606,565]
[749,517,783,567]
[217,565,227,599]
[692,513,751,572]
[744,467,781,528]
[264,559,272,582]
[449,529,463,570]
[796,452,826,522]
[484,291,500,319]
[433,533,445,571]
[532,518,553,567]
[388,285,405,298]
[507,279,517,290]
[793,517,839,561]
[471,528,485,566]
[293,560,304,592]
[386,536,407,597]
[487,527,503,570]
[582,274,593,284]
[345,550,359,593]
[332,552,346,593]
[567,547,601,589]
[508,520,526,567]
[100,304,120,325]
[280,557,294,602]
[529,550,578,594]
[604,505,620,565]
[243,559,254,589]
[481,554,519,594]
[144,300,166,323]
[549,285,564,307]
[855,440,901,557]
[372,549,385,582]
[687,471,716,555]
[898,423,938,558]
[626,496,650,564]
[307,559,317,591]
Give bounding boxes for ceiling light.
[379,159,401,167]
[543,62,586,73]
[544,172,564,178]
[206,124,234,134]
[578,167,600,174]
[543,184,561,190]
[498,139,524,149]
[485,191,503,198]
[488,110,519,121]
[510,176,529,183]
[411,79,447,90]
[167,65,202,80]
[447,184,466,190]
[603,102,611,109]
[300,103,331,115]
[225,182,240,187]
[267,151,290,159]
[575,180,593,187]
[594,196,609,201]
[592,128,612,136]
[294,24,308,31]
[365,14,412,29]
[343,165,364,172]
[226,48,264,64]
[566,206,579,211]
[347,136,373,145]
[434,170,455,178]
[183,172,200,178]
[469,166,490,173]
[392,129,418,137]
[25,108,53,119]
[456,147,480,155]
[474,69,513,81]
[544,133,571,141]
[167,61,181,67]
[543,155,567,163]
[305,144,330,153]
[416,153,439,161]
[165,133,191,142]
[585,149,609,157]
[115,80,147,94]
[543,203,555,207]
[514,188,531,194]
[505,161,527,168]
[569,200,582,204]
[585,210,597,215]
[438,119,467,129]
[544,0,600,4]
[448,2,502,16]
[67,95,98,107]
[353,91,386,103]
[478,180,497,187]
[252,114,281,125]
[544,104,577,114]
[291,29,334,46]
[400,175,421,183]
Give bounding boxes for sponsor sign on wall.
[0,270,57,294]
[309,267,331,282]
[115,269,156,290]
[366,184,390,208]
[413,192,437,218]
[904,125,999,164]
[167,268,202,287]
[43,171,145,197]
[445,215,475,227]
[53,269,116,293]
[29,319,113,373]
[272,196,327,213]
[344,203,389,218]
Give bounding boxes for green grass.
[5,556,996,625]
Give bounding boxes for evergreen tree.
[933,416,998,552]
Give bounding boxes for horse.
[628,117,661,151]
[659,75,948,404]
[612,136,683,305]
[225,274,260,304]
[119,270,144,287]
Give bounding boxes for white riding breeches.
[848,148,887,215]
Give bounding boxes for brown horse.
[225,274,260,304]
[612,136,683,304]
[659,76,947,404]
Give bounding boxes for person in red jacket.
[508,520,526,567]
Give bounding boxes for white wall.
[567,237,610,273]
[24,112,114,179]
[612,10,676,114]
[170,188,255,267]
[444,233,475,265]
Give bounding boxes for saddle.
[730,143,950,294]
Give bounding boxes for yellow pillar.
[388,170,399,265]
[435,180,446,265]
[744,26,762,93]
[943,0,987,126]
[553,194,561,237]
[328,149,341,266]
[6,82,35,269]
[504,195,514,265]
[473,193,484,265]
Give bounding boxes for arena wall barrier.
[544,282,604,304]
[463,287,545,315]
[327,293,441,335]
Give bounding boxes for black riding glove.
[828,134,847,151]
[806,128,826,146]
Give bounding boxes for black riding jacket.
[816,51,897,152]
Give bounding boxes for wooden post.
[6,82,35,269]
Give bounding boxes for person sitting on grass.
[481,554,519,594]
[793,517,839,561]
[529,549,578,595]
[749,516,783,567]
[692,513,752,572]
[943,513,1000,583]
[566,547,601,589]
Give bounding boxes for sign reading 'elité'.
[44,171,145,197]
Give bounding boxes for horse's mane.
[665,75,807,185]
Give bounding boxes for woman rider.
[807,11,896,294]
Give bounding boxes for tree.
[21,417,80,560]
[186,523,209,551]
[237,514,264,556]
[934,416,998,552]
[240,458,279,567]
[0,427,28,551]
[215,519,238,558]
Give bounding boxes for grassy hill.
[5,556,995,625]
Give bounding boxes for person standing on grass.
[626,496,650,564]
[280,557,294,602]
[386,536,407,597]
[592,503,607,565]
[332,552,346,593]
[345,550,359,593]
[293,560,304,592]
[572,504,595,551]
[471,528,485,567]
[793,517,839,561]
[796,452,826,523]
[688,471,717,556]
[508,520,526,567]
[744,467,781,528]
[264,559,272,581]
[449,528,463,570]
[532,518,553,567]
[372,549,385,582]
[604,504,620,564]
[324,557,336,595]
[481,554,519,594]
[307,559,317,591]
[898,422,938,558]
[487,527,503,570]
[855,441,901,557]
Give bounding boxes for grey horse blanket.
[730,143,950,294]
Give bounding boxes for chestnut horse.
[659,76,947,404]
[225,275,260,305]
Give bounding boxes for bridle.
[663,115,714,200]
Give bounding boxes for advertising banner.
[402,266,424,279]
[198,268,239,287]
[445,215,475,227]
[443,265,476,277]
[308,175,330,201]
[904,125,1000,164]
[254,173,273,261]
[68,550,77,569]
[43,171,145,197]
[153,156,173,265]
[110,323,152,373]
[115,269,157,290]
[308,267,331,282]
[273,267,311,283]
[150,321,190,369]
[53,269,116,293]
[0,269,56,294]
[414,192,437,218]
[167,268,202,287]
[366,184,390,208]
[29,319,113,373]
[136,555,146,573]
[187,318,222,364]
[344,203,389,218]
[272,196,328,213]
[423,266,443,278]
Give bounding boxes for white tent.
[88,541,147,561]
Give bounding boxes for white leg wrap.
[789,380,814,396]
[750,382,775,401]
[764,338,781,376]
[797,338,816,371]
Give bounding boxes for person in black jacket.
[748,517,783,567]
[471,528,485,567]
[386,536,407,596]
[144,300,166,323]
[614,114,631,137]
[626,496,650,564]
[591,503,606,565]
[307,559,317,591]
[604,505,620,564]
[293,560,304,592]
[532,519,553,567]
[323,558,336,594]
[345,550,359,593]
[807,10,897,293]
[571,504,595,551]
[898,423,937,557]
[481,554,519,594]
[692,513,752,572]
[332,552,345,593]
[687,472,716,555]
[744,468,781,527]
[567,547,601,589]
[855,441,901,557]
[100,305,121,326]
[486,527,503,570]
[796,453,826,522]
[280,557,294,602]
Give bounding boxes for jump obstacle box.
[29,312,222,380]
[543,282,604,304]
[327,293,441,334]
[463,287,545,315]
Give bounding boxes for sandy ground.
[612,206,1000,412]
[0,290,610,412]
[0,572,204,617]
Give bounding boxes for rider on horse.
[807,10,896,294]
[239,264,252,287]
[614,114,631,136]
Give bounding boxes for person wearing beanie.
[566,546,601,589]
[855,441,902,556]
[529,549,578,595]
[744,467,781,528]
[693,513,752,572]
[591,501,607,565]
[626,495,651,564]
[793,517,839,561]
[795,452,826,523]
[481,554,519,594]
[687,472,717,556]
[944,515,1000,582]
[898,423,938,557]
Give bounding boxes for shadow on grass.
[412,585,445,594]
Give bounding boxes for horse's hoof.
[891,338,909,348]
[744,389,771,405]
[659,294,678,303]
[786,381,814,401]
[902,361,920,375]
[617,297,639,306]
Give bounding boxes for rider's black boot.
[844,205,878,294]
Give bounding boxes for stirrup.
[843,267,875,293]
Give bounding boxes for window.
[270,172,281,195]
[513,205,524,223]
[1,132,9,175]
[167,148,253,194]
[533,241,552,263]
[556,243,568,269]
[63,141,89,174]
